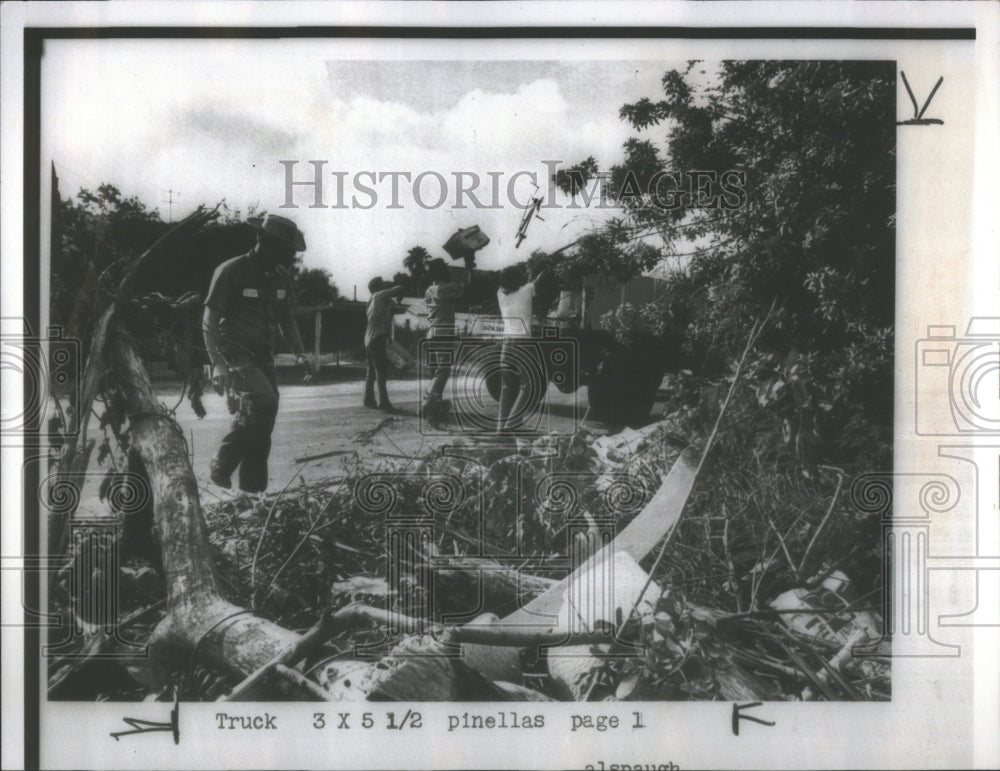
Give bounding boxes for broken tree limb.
[430,556,559,618]
[110,332,302,676]
[221,609,338,701]
[51,306,113,557]
[293,449,353,464]
[51,206,222,558]
[290,602,614,653]
[53,206,308,681]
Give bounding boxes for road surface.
[170,374,599,498]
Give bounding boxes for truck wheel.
[485,370,502,402]
[623,372,662,427]
[587,371,621,423]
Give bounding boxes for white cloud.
[42,41,675,299]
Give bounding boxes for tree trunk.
[109,331,300,677]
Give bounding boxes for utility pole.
[160,189,181,223]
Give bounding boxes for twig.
[117,598,167,628]
[766,514,800,582]
[722,508,742,613]
[730,649,808,682]
[258,460,361,606]
[798,466,845,574]
[294,449,352,464]
[250,467,308,610]
[615,303,776,638]
[776,626,837,701]
[800,628,866,701]
[814,651,864,700]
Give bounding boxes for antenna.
[160,189,181,222]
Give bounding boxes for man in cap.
[203,213,313,492]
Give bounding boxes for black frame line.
[24,26,977,41]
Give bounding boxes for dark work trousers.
[497,339,540,432]
[425,335,455,405]
[364,334,391,406]
[214,355,279,493]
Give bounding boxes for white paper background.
[2,2,998,769]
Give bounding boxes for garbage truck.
[454,273,673,427]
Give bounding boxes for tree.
[289,266,340,306]
[392,271,417,297]
[52,184,168,337]
[403,245,430,295]
[558,60,895,463]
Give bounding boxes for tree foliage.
[52,186,339,382]
[53,187,338,327]
[289,266,340,306]
[559,60,895,465]
[402,245,431,295]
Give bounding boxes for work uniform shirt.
[497,282,535,338]
[205,252,295,362]
[365,287,399,348]
[425,281,465,338]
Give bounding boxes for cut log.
[221,610,338,701]
[458,613,523,684]
[548,645,609,701]
[431,556,558,619]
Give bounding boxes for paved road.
[170,375,597,498]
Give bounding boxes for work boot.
[378,401,396,413]
[209,458,232,489]
[363,398,377,408]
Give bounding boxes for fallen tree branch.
[799,465,845,574]
[52,205,310,684]
[111,331,302,676]
[51,206,222,558]
[220,609,338,701]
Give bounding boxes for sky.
[41,39,686,299]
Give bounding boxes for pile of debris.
[49,413,888,703]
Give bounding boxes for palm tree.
[403,246,430,295]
